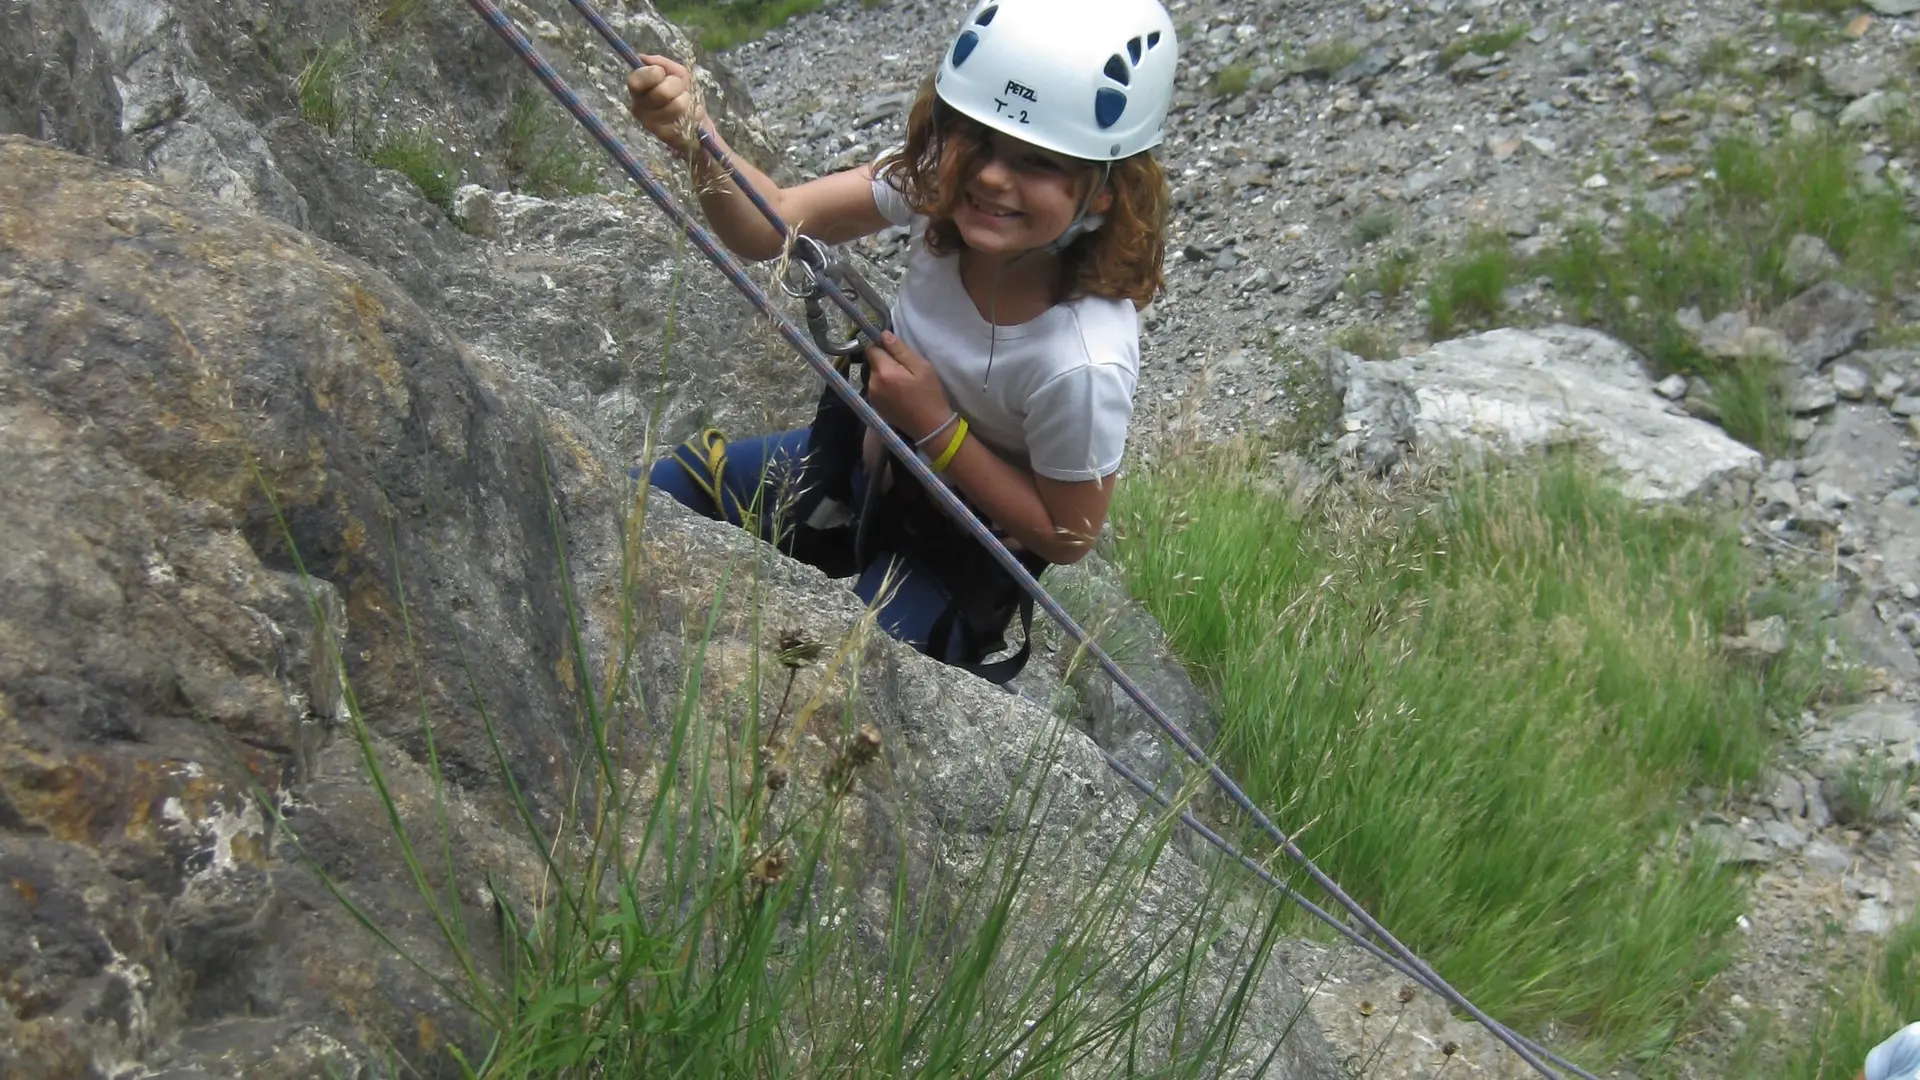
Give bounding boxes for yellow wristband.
[929,417,968,474]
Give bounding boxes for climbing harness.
[462,2,1601,1075]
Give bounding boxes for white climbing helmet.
[934,0,1180,162]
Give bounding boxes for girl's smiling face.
[949,131,1110,259]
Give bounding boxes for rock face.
[1336,325,1763,502]
[0,133,1337,1079]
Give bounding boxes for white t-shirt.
[869,172,1139,483]
[1868,1023,1920,1080]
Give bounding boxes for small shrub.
[1698,37,1746,78]
[1351,208,1397,246]
[1776,11,1840,50]
[1331,325,1398,361]
[658,0,828,51]
[1440,24,1527,66]
[1347,247,1419,302]
[1210,62,1253,96]
[295,43,353,137]
[1779,0,1854,13]
[377,0,427,29]
[1426,230,1513,339]
[368,128,460,213]
[1296,38,1361,78]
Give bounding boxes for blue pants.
[646,428,974,664]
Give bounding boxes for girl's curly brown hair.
[874,79,1170,310]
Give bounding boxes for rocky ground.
[714,0,1920,1076]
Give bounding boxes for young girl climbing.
[629,0,1179,681]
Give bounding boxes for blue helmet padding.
[1094,88,1127,129]
[1104,55,1130,84]
[952,30,979,67]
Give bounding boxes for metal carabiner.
[780,236,892,359]
[805,262,892,359]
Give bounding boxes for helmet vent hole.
[974,4,997,26]
[951,30,980,67]
[1147,30,1162,49]
[1103,55,1131,85]
[1094,88,1127,129]
[1127,36,1143,64]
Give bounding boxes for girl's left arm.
[864,333,1113,565]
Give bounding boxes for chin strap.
[1042,162,1113,255]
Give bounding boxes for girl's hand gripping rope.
[864,332,957,447]
[626,53,705,157]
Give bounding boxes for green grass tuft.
[1330,325,1399,361]
[1698,36,1748,79]
[1426,229,1514,339]
[1441,24,1528,66]
[1211,63,1253,97]
[1778,0,1854,14]
[1709,362,1799,458]
[368,127,461,213]
[502,87,606,197]
[295,42,354,137]
[1351,208,1398,246]
[657,0,835,52]
[1776,10,1842,49]
[1112,447,1840,1062]
[1349,247,1420,302]
[1296,39,1361,78]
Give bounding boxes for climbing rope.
[462,4,1598,1077]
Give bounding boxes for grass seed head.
[777,630,827,669]
[823,723,884,794]
[749,844,789,887]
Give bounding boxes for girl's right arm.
[628,55,891,261]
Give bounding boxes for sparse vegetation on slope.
[1112,444,1842,1064]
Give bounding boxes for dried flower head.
[749,845,789,887]
[823,723,884,795]
[848,723,882,765]
[776,630,827,670]
[1442,1041,1459,1058]
[1357,1000,1375,1017]
[764,761,789,794]
[1397,984,1416,1004]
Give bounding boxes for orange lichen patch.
[313,956,381,1020]
[416,1014,441,1054]
[1,1018,91,1080]
[228,830,269,867]
[11,876,39,908]
[342,516,368,554]
[342,281,409,410]
[0,746,276,852]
